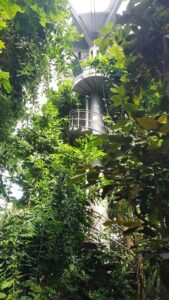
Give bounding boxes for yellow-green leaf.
[122,221,142,228]
[99,22,113,35]
[158,115,167,124]
[0,19,7,30]
[0,40,5,51]
[1,279,14,290]
[0,293,6,299]
[134,95,141,105]
[136,117,159,130]
[31,4,48,27]
[7,3,23,18]
[104,220,142,228]
[111,87,118,93]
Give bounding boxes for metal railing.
[69,109,109,134]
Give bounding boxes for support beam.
[71,7,93,47]
[104,0,123,24]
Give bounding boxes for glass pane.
[69,0,112,14]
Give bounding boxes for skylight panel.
[69,0,112,14]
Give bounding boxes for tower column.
[89,93,110,247]
[89,93,105,134]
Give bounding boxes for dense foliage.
[0,0,76,139]
[0,93,134,299]
[0,0,169,299]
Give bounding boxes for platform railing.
[69,109,109,134]
[73,66,103,87]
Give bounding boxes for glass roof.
[69,0,112,14]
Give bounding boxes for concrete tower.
[69,0,122,246]
[69,0,122,135]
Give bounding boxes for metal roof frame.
[105,0,122,23]
[71,6,93,47]
[69,0,123,47]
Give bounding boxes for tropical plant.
[1,0,169,299]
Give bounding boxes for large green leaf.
[31,4,48,27]
[1,279,14,290]
[0,293,6,299]
[0,1,23,19]
[99,23,113,35]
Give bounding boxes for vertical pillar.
[90,196,110,248]
[89,45,100,59]
[85,95,89,130]
[77,109,80,129]
[88,93,110,248]
[89,93,105,134]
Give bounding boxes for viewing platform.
[72,67,106,96]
